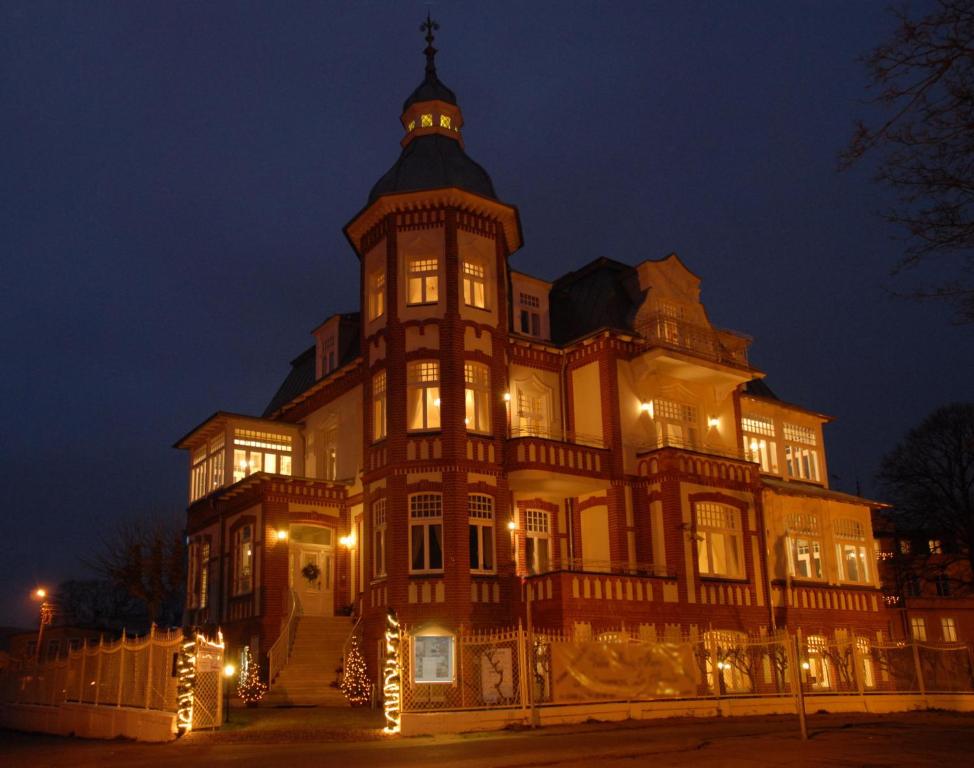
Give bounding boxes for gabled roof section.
[548,257,645,344]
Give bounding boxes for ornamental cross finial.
[420,11,439,77]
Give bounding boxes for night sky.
[2,1,971,629]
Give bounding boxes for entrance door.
[289,525,335,616]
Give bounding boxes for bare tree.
[87,516,186,627]
[841,0,974,322]
[878,403,974,581]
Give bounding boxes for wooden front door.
[290,529,335,617]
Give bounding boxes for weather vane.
[421,11,439,76]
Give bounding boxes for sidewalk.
[184,705,387,744]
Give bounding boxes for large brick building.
[176,27,890,694]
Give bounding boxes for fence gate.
[192,635,224,730]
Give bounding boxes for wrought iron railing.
[636,312,750,368]
[631,435,747,462]
[509,426,606,448]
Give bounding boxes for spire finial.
[420,11,439,77]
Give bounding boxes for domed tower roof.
[367,15,498,204]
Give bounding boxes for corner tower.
[344,17,523,642]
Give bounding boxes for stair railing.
[268,588,300,688]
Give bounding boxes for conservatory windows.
[783,422,820,481]
[741,414,778,473]
[232,430,292,482]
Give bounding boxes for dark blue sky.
[2,1,970,628]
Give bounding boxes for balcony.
[636,312,751,369]
[632,434,747,462]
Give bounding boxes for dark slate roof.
[402,72,457,112]
[368,134,497,204]
[744,379,780,400]
[548,258,645,344]
[263,346,316,417]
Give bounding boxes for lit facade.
[176,33,892,688]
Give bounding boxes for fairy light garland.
[175,635,197,735]
[382,609,402,734]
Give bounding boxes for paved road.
[3,711,974,767]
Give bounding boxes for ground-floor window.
[941,617,957,642]
[806,634,832,690]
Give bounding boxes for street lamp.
[223,663,236,723]
[31,587,54,664]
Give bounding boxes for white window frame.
[785,513,823,580]
[373,370,387,442]
[468,494,495,574]
[190,435,225,502]
[524,509,551,575]
[373,498,387,579]
[232,430,292,481]
[783,422,820,481]
[462,260,487,309]
[806,634,832,689]
[834,518,869,584]
[409,494,443,574]
[464,362,491,434]
[741,414,778,473]
[654,399,698,450]
[407,361,441,431]
[407,257,439,305]
[695,502,743,579]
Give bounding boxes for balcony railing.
[636,312,750,368]
[509,426,605,448]
[632,434,747,462]
[560,558,675,579]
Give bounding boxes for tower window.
[421,114,433,128]
[368,271,385,321]
[468,494,495,573]
[462,260,487,309]
[407,361,441,431]
[439,114,452,129]
[464,362,491,433]
[407,257,439,305]
[373,370,387,442]
[409,493,443,573]
[407,120,416,132]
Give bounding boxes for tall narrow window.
[468,495,495,573]
[234,525,253,595]
[942,617,957,642]
[464,362,491,433]
[783,423,820,481]
[910,617,927,641]
[519,293,541,336]
[323,427,338,481]
[373,498,387,578]
[695,503,742,578]
[373,370,387,441]
[741,414,778,473]
[462,260,487,308]
[834,518,869,583]
[785,513,823,579]
[407,361,440,431]
[369,271,385,321]
[806,635,832,689]
[187,540,199,609]
[321,335,337,375]
[407,257,439,305]
[524,509,551,575]
[409,494,443,573]
[190,435,226,502]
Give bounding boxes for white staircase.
[265,615,354,706]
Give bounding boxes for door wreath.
[301,562,321,582]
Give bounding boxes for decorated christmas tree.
[340,635,371,706]
[236,646,267,706]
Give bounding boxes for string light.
[340,635,371,706]
[382,609,402,734]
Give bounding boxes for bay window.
[190,435,225,502]
[407,361,441,431]
[468,494,495,573]
[373,498,387,578]
[464,362,491,433]
[834,518,869,583]
[407,257,439,305]
[410,493,443,573]
[462,260,487,308]
[695,502,742,578]
[373,370,387,441]
[785,512,823,579]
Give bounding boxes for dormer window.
[783,422,820,482]
[321,335,337,376]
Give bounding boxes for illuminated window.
[462,260,487,308]
[469,495,495,573]
[234,525,253,595]
[190,434,225,502]
[785,513,822,580]
[409,494,443,573]
[407,120,416,131]
[857,637,875,687]
[322,427,338,481]
[741,414,778,473]
[519,292,541,336]
[407,257,439,305]
[373,370,387,442]
[928,539,943,554]
[420,113,433,128]
[439,114,451,129]
[233,430,292,481]
[369,271,385,321]
[834,518,869,583]
[695,503,742,578]
[524,509,550,575]
[783,423,819,481]
[910,617,927,641]
[654,399,698,450]
[464,362,491,434]
[407,361,440,431]
[704,630,752,693]
[373,498,387,578]
[806,635,832,689]
[900,539,912,555]
[942,617,957,642]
